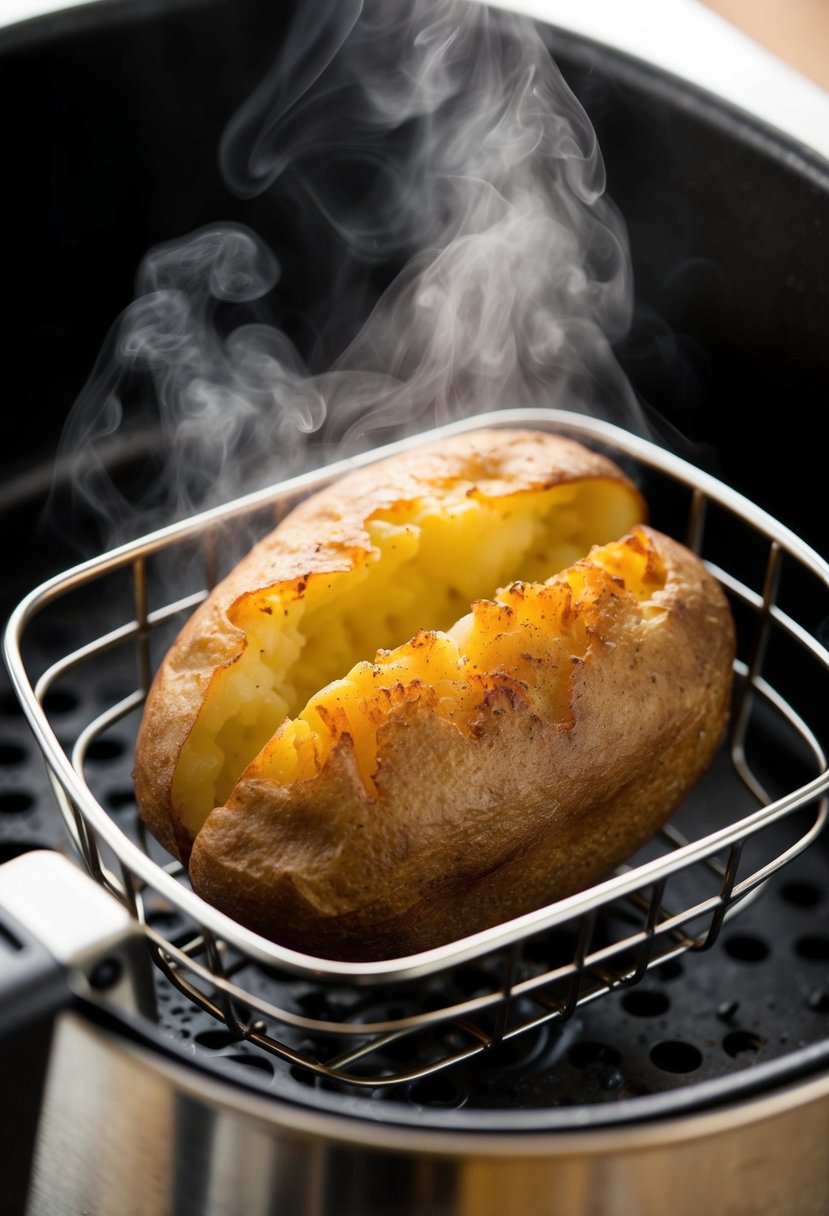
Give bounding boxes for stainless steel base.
[25,1012,829,1216]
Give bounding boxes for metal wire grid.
[5,408,829,1087]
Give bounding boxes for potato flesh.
[256,528,667,791]
[174,478,642,833]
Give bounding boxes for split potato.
[134,428,734,960]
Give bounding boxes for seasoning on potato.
[134,428,735,961]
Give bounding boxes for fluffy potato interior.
[173,478,642,833]
[252,529,667,792]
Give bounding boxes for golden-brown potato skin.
[134,427,645,864]
[188,527,734,962]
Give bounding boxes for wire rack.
[5,408,829,1088]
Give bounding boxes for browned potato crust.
[134,427,734,961]
[188,527,733,960]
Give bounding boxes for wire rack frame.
[5,408,829,1087]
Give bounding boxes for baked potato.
[134,428,734,961]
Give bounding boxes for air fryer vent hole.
[222,1053,275,1076]
[0,742,26,766]
[0,693,23,718]
[652,959,684,981]
[195,1029,242,1050]
[0,792,34,815]
[104,787,136,812]
[85,737,126,763]
[621,990,670,1018]
[780,881,822,908]
[722,1030,764,1059]
[649,1041,703,1074]
[42,688,79,716]
[145,909,181,932]
[723,934,770,963]
[794,936,829,961]
[408,1072,468,1109]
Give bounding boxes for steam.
[52,0,647,548]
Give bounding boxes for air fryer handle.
[0,895,73,1037]
[0,850,148,1038]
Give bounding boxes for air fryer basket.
[5,407,829,1106]
[3,0,829,1153]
